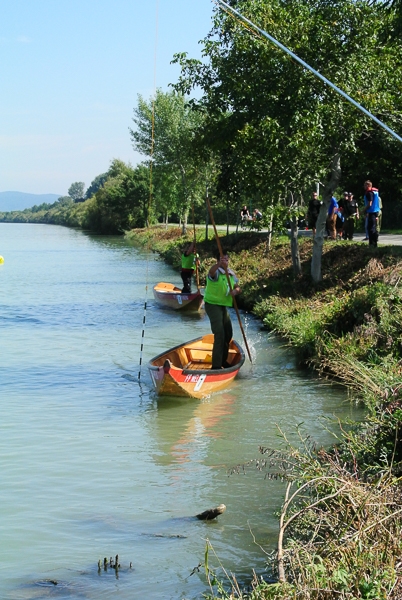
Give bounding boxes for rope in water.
[192,202,200,291]
[138,0,159,382]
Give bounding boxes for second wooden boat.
[153,282,203,311]
[148,334,245,399]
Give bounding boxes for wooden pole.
[206,196,252,363]
[192,202,200,290]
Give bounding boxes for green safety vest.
[204,270,236,307]
[181,253,196,270]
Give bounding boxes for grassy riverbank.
[127,226,402,599]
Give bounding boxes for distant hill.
[0,191,62,212]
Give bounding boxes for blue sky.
[0,0,215,195]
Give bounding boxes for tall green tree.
[174,0,402,280]
[87,160,149,233]
[85,173,108,199]
[68,182,85,202]
[130,90,211,232]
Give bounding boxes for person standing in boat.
[204,251,241,369]
[180,241,199,293]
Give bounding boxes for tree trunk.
[182,210,188,235]
[180,164,188,235]
[268,209,274,245]
[236,196,241,235]
[265,203,274,255]
[311,152,342,283]
[290,215,302,276]
[205,187,210,239]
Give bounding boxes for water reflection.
[152,393,236,466]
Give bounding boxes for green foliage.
[85,172,108,199]
[57,196,74,207]
[174,0,402,223]
[0,161,150,234]
[68,181,85,201]
[86,160,150,233]
[130,89,217,227]
[0,197,90,228]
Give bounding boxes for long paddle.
[206,196,252,363]
[191,202,200,291]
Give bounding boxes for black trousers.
[367,212,379,247]
[204,302,233,369]
[180,270,193,293]
[343,217,355,240]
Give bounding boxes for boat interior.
[154,282,181,293]
[152,335,241,371]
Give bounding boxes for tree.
[86,160,149,233]
[57,196,74,207]
[174,0,402,280]
[68,182,85,202]
[85,173,108,199]
[371,0,402,39]
[130,89,210,233]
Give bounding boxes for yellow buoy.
[0,256,4,264]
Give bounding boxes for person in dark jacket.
[343,192,359,240]
[307,191,322,237]
[240,205,251,229]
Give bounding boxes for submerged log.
[195,504,226,521]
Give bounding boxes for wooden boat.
[153,282,203,311]
[148,334,245,399]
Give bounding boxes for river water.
[0,223,361,599]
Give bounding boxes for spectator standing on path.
[180,241,199,293]
[363,180,381,247]
[204,251,241,370]
[307,191,322,237]
[326,196,338,240]
[343,192,359,240]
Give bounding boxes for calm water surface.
[0,224,361,599]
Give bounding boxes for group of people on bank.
[180,180,381,369]
[307,180,382,247]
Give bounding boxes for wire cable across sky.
[216,0,402,144]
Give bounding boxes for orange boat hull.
[153,282,203,311]
[148,335,245,399]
